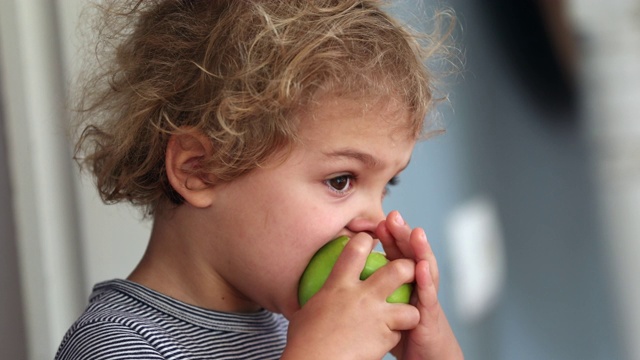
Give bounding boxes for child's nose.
[346,204,386,237]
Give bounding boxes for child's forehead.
[295,92,418,140]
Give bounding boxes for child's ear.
[165,130,216,208]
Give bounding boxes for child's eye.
[325,175,354,194]
[384,176,400,197]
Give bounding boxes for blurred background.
[0,0,637,359]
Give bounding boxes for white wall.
[0,0,149,358]
[0,0,84,358]
[0,71,28,360]
[55,0,150,293]
[570,1,640,359]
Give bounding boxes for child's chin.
[273,302,297,319]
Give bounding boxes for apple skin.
[298,236,414,307]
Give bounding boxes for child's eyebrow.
[323,149,380,168]
[323,149,412,172]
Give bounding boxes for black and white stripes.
[55,280,288,360]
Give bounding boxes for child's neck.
[127,205,261,313]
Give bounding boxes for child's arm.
[282,233,420,360]
[377,211,464,360]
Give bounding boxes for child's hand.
[377,211,464,360]
[283,233,420,360]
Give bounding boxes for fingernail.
[395,212,404,225]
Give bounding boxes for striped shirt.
[55,279,289,359]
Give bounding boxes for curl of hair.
[71,0,458,216]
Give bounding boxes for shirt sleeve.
[55,320,165,360]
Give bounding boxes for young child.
[56,0,463,359]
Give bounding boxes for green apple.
[298,236,414,306]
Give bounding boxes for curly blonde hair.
[72,0,455,216]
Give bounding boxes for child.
[56,0,463,359]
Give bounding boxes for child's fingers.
[415,260,439,311]
[366,258,415,298]
[380,211,414,259]
[329,233,376,282]
[410,228,439,291]
[405,260,450,353]
[376,220,404,259]
[366,258,419,329]
[385,303,420,331]
[405,260,465,360]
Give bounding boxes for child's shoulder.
[56,279,289,360]
[78,279,160,323]
[54,280,164,359]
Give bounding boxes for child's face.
[203,95,416,318]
